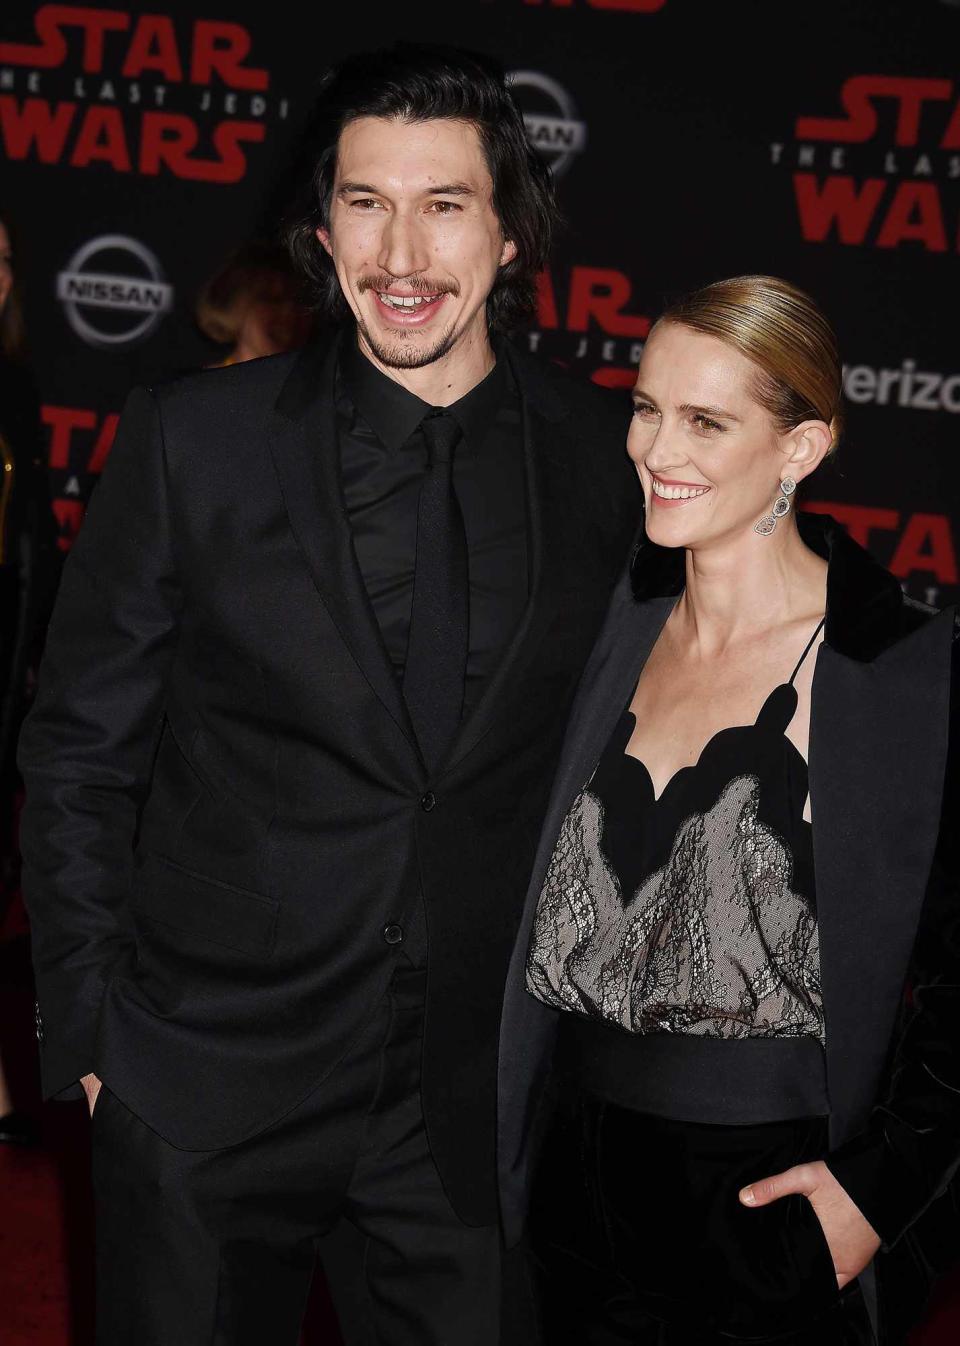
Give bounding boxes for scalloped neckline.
[620,684,809,804]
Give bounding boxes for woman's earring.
[755,477,797,536]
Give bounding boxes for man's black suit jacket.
[18,333,639,1226]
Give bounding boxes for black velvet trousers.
[530,1086,875,1346]
[91,966,517,1346]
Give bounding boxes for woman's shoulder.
[896,593,955,641]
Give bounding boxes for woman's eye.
[633,402,659,420]
[692,414,723,433]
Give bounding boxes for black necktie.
[403,411,468,771]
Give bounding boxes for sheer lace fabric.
[526,772,824,1041]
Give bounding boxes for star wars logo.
[41,401,118,549]
[770,77,960,253]
[0,6,289,183]
[524,265,651,387]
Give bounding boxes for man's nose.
[377,210,431,281]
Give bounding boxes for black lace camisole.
[526,620,829,1124]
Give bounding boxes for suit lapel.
[443,392,553,771]
[497,575,672,1238]
[443,342,637,774]
[811,610,954,1143]
[506,576,674,1003]
[268,338,418,752]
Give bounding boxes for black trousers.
[92,966,512,1346]
[530,1086,875,1346]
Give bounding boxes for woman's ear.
[782,419,833,485]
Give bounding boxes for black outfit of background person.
[498,513,960,1346]
[0,353,58,1148]
[18,329,639,1345]
[0,357,58,872]
[0,349,57,1146]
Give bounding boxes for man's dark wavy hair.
[283,44,557,332]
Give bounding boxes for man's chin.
[357,318,459,371]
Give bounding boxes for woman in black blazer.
[509,276,959,1345]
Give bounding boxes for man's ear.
[499,238,518,267]
[316,227,333,259]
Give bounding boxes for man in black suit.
[19,44,639,1345]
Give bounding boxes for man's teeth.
[377,293,440,309]
[651,479,710,500]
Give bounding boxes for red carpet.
[0,916,343,1346]
[3,911,960,1343]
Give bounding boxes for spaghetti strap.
[788,617,826,686]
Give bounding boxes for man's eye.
[428,201,462,214]
[350,198,383,210]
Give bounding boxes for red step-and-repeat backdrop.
[1,1,959,1340]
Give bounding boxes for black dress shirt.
[336,336,528,722]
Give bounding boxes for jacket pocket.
[135,853,278,956]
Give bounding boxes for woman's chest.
[624,649,818,804]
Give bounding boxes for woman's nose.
[640,427,687,475]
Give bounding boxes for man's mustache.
[357,274,460,297]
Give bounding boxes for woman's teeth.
[377,293,440,309]
[651,479,709,500]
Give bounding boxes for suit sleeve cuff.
[826,1124,931,1249]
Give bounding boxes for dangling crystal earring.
[754,477,796,536]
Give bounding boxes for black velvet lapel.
[799,510,925,661]
[269,335,419,755]
[629,510,927,662]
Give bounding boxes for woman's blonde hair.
[657,275,843,454]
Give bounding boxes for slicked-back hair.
[658,276,844,456]
[283,44,557,332]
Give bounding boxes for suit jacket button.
[34,1002,44,1044]
[383,924,404,945]
[420,791,436,812]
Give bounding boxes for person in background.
[0,210,59,1146]
[194,240,314,367]
[500,275,960,1345]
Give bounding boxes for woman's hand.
[740,1159,881,1288]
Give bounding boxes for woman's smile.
[649,473,713,506]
